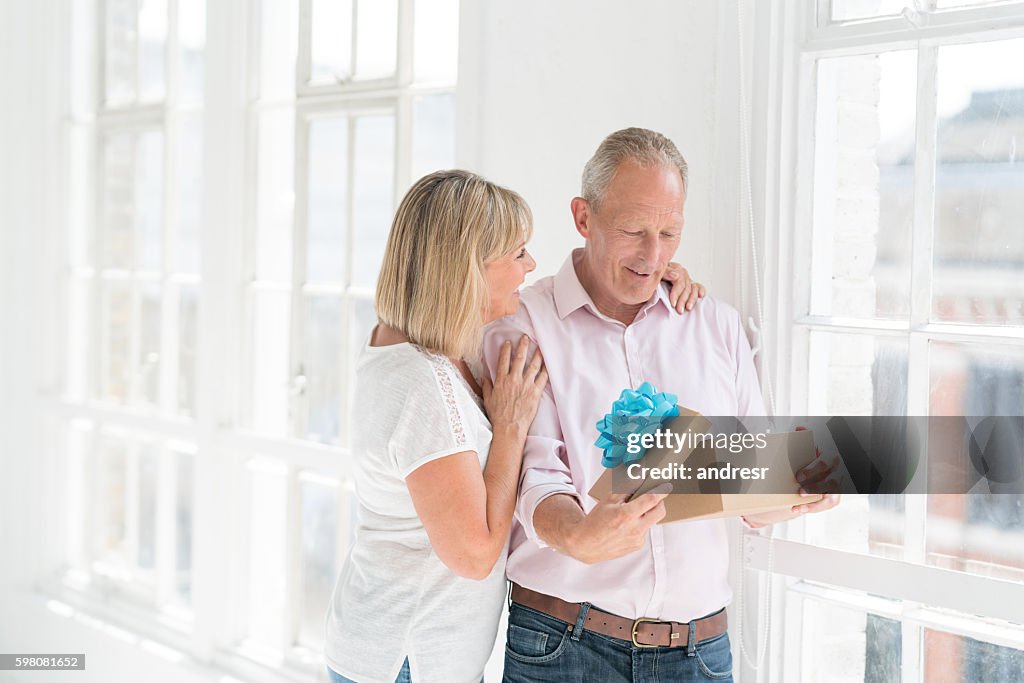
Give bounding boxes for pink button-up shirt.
[482,249,766,622]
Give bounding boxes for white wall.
[457,0,747,303]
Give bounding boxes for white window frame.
[750,1,1024,681]
[41,1,460,682]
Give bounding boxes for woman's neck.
[369,323,409,347]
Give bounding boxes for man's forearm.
[533,493,585,557]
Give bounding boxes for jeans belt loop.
[572,602,591,642]
[687,619,697,656]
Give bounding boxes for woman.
[325,170,704,683]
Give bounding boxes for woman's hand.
[482,335,548,439]
[662,262,706,313]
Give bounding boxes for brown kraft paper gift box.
[588,408,824,523]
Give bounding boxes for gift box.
[589,407,824,523]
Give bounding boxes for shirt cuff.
[518,483,581,548]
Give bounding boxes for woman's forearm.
[475,425,528,567]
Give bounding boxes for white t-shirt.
[325,342,503,683]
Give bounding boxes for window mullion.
[161,115,180,413]
[166,0,180,106]
[296,0,313,91]
[289,115,311,439]
[350,0,360,81]
[902,40,940,683]
[132,0,142,104]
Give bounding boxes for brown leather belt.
[510,583,728,649]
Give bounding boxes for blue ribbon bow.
[595,382,679,468]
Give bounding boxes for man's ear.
[571,197,591,239]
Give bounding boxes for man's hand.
[662,262,705,313]
[536,487,671,565]
[743,426,844,528]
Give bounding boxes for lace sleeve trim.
[412,346,468,447]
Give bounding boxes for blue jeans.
[502,602,734,682]
[328,657,412,683]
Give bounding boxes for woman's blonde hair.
[375,170,532,359]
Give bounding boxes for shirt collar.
[553,248,673,321]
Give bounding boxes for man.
[482,128,839,682]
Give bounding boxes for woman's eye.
[515,248,527,259]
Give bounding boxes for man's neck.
[573,256,644,326]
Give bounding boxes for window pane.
[411,94,456,180]
[929,342,1024,417]
[795,597,901,682]
[804,494,906,560]
[351,297,376,355]
[101,282,132,403]
[298,475,338,648]
[178,285,198,416]
[812,51,916,320]
[104,0,137,105]
[67,277,92,401]
[103,131,165,271]
[178,0,206,105]
[137,443,159,570]
[260,0,299,97]
[249,290,291,435]
[138,283,162,407]
[351,114,395,288]
[97,435,130,563]
[138,0,167,102]
[67,421,93,568]
[303,295,343,443]
[807,331,908,416]
[175,114,203,275]
[307,117,349,284]
[173,449,194,604]
[246,459,289,649]
[136,131,164,271]
[933,39,1024,326]
[924,628,1024,681]
[830,0,913,22]
[311,0,353,84]
[256,108,295,283]
[927,342,1024,581]
[413,0,458,85]
[354,0,398,80]
[101,133,136,269]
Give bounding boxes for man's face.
[574,160,685,310]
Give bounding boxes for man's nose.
[640,233,661,265]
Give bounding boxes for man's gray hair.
[581,127,688,210]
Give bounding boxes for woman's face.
[483,242,536,323]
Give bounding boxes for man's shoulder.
[655,287,742,336]
[519,275,558,310]
[688,293,741,327]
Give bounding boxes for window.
[239,0,457,666]
[59,0,458,678]
[757,0,1024,680]
[63,0,205,624]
